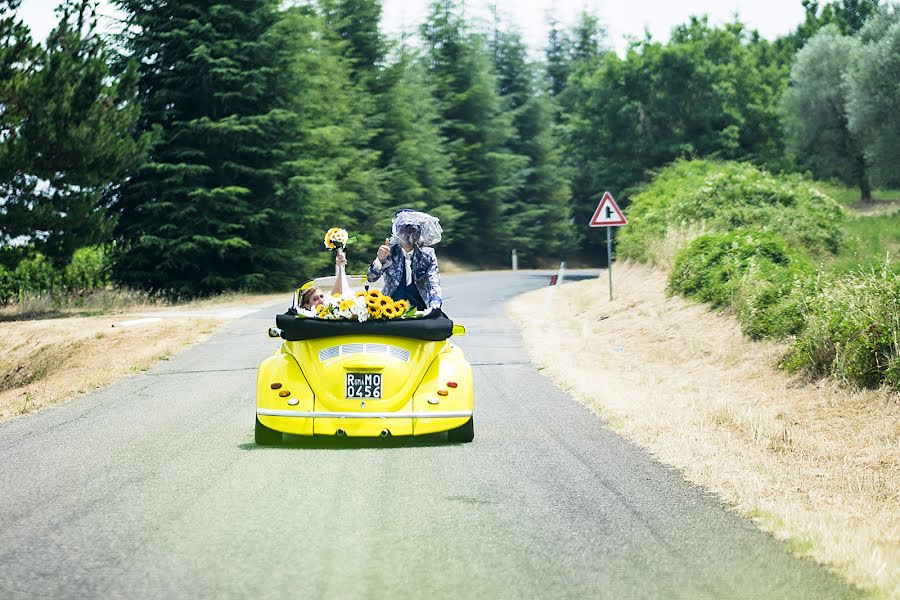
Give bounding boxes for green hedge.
[618,159,844,265]
[669,228,813,339]
[0,246,112,304]
[621,159,898,390]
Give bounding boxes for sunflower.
[324,227,340,249]
[378,296,392,308]
[356,290,367,298]
[393,299,409,314]
[339,299,354,311]
[382,305,398,319]
[369,305,383,319]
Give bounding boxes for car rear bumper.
[257,409,472,419]
[256,409,472,437]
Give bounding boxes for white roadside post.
[588,191,628,301]
[511,248,518,271]
[544,263,565,310]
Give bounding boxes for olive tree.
[845,6,900,187]
[780,25,870,200]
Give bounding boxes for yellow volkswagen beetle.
[255,289,474,445]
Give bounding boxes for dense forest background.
[1,0,897,297]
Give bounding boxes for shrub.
[0,246,112,305]
[63,246,111,293]
[786,265,900,390]
[618,160,844,266]
[669,229,814,339]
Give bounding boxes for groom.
[366,209,442,311]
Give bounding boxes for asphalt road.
[0,271,861,599]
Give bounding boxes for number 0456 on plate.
[345,372,382,399]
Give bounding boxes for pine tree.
[422,0,526,262]
[374,48,460,243]
[491,24,572,266]
[0,0,147,266]
[113,0,304,295]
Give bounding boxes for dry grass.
[508,262,899,599]
[0,292,285,422]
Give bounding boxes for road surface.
[0,271,860,599]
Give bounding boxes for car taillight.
[446,381,458,388]
[270,382,282,389]
[437,389,449,397]
[278,390,290,397]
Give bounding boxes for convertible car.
[255,292,474,445]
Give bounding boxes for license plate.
[346,372,382,399]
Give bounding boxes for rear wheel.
[447,417,474,443]
[255,417,282,446]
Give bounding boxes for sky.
[18,0,808,55]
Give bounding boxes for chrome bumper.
[257,409,472,419]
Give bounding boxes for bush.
[786,266,900,390]
[618,160,844,266]
[0,246,112,305]
[63,246,111,293]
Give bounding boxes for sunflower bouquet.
[359,288,415,320]
[311,289,416,322]
[324,227,350,253]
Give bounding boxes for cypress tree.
[490,25,573,266]
[422,0,526,262]
[374,48,460,242]
[114,0,301,295]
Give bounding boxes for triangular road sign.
[589,191,627,227]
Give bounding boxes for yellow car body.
[255,312,474,444]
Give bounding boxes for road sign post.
[589,191,627,301]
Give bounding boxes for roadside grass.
[809,180,900,208]
[831,211,900,275]
[0,292,284,422]
[508,262,899,598]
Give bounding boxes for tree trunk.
[858,157,872,203]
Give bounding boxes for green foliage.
[563,19,791,251]
[490,22,573,266]
[845,7,900,187]
[422,1,527,262]
[0,1,148,265]
[780,25,869,198]
[0,246,110,303]
[668,227,811,307]
[786,266,900,389]
[832,210,900,274]
[617,160,844,265]
[372,50,460,244]
[113,0,357,295]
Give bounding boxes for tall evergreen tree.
[374,48,460,242]
[422,0,526,262]
[490,24,572,265]
[278,3,385,277]
[320,0,385,85]
[113,0,304,295]
[0,0,147,266]
[780,25,870,199]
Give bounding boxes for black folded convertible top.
[275,309,455,341]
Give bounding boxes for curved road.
[0,272,860,599]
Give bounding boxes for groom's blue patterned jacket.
[366,245,442,309]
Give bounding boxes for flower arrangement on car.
[311,288,416,322]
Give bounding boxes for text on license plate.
[346,373,382,399]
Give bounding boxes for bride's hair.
[300,287,323,308]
